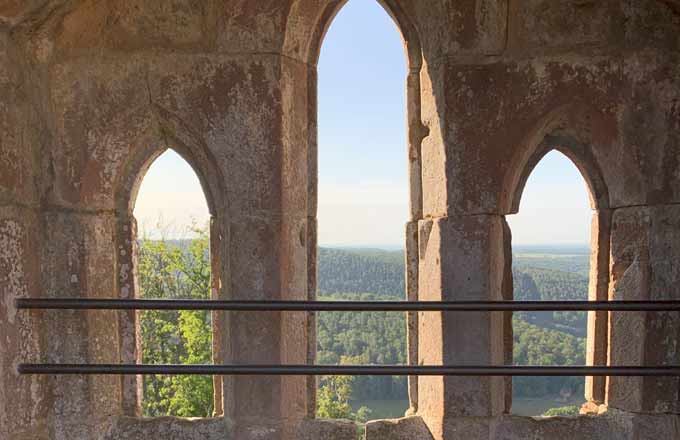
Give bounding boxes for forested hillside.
[513,266,588,336]
[318,248,405,296]
[318,292,407,401]
[316,246,590,413]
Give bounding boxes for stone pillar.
[209,216,226,417]
[607,205,680,414]
[306,217,318,418]
[0,206,49,439]
[280,55,315,433]
[406,220,420,414]
[42,211,123,439]
[417,215,506,439]
[306,63,320,421]
[225,55,314,439]
[407,71,424,222]
[584,209,611,410]
[226,214,312,438]
[500,217,514,414]
[225,217,285,437]
[0,29,50,439]
[115,216,141,417]
[406,66,426,415]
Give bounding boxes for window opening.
[133,149,214,417]
[507,150,592,416]
[316,0,409,425]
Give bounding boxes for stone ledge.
[295,419,358,440]
[366,416,435,439]
[102,416,228,440]
[102,417,358,440]
[364,409,680,440]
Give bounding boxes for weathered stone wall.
[1,1,679,439]
[407,1,680,437]
[0,26,50,440]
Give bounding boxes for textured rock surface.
[608,205,680,413]
[366,416,435,440]
[0,207,48,440]
[365,411,680,440]
[295,419,358,440]
[103,417,228,440]
[417,214,506,439]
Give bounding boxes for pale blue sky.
[134,0,592,247]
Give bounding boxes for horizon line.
[319,243,590,249]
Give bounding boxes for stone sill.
[366,409,680,440]
[94,408,680,439]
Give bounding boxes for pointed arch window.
[314,0,413,423]
[507,149,606,416]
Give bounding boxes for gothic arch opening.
[131,149,216,418]
[314,0,411,424]
[507,150,596,416]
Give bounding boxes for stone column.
[0,206,49,439]
[224,217,285,437]
[500,217,514,414]
[406,66,427,415]
[584,209,611,410]
[115,216,141,417]
[280,55,315,434]
[225,55,315,439]
[406,220,420,414]
[42,210,123,439]
[210,216,227,417]
[607,205,680,414]
[0,29,50,439]
[417,215,506,439]
[226,213,314,439]
[305,217,318,417]
[306,63,320,421]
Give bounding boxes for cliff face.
[514,272,541,301]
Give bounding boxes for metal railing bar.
[15,298,680,312]
[17,364,680,376]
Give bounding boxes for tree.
[543,406,580,417]
[138,224,214,417]
[317,375,371,423]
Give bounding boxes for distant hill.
[317,247,405,297]
[317,246,589,296]
[317,246,590,336]
[513,244,589,255]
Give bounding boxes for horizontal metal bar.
[17,364,680,376]
[15,298,680,312]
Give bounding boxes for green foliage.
[543,405,580,417]
[513,266,589,336]
[318,248,405,297]
[317,375,371,423]
[513,245,590,277]
[138,226,214,418]
[167,310,214,417]
[317,293,407,402]
[513,317,586,399]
